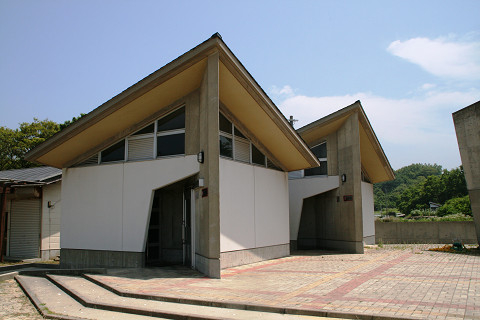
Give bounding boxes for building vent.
[75,154,98,167]
[234,138,250,163]
[128,137,154,161]
[267,158,281,171]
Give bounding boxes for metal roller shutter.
[9,199,41,259]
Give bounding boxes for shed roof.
[0,166,61,184]
[298,101,395,183]
[25,33,319,171]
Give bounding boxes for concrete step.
[46,274,333,320]
[84,273,357,319]
[15,275,169,320]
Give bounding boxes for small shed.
[0,166,62,261]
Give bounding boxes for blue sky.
[1,1,479,170]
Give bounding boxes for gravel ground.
[0,279,43,320]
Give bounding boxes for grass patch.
[376,213,473,222]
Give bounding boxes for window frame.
[218,111,279,170]
[304,141,328,177]
[96,105,186,165]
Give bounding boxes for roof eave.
[216,41,319,169]
[25,35,224,164]
[298,100,394,182]
[25,33,319,170]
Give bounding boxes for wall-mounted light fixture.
[197,151,204,163]
[341,174,347,183]
[48,201,53,208]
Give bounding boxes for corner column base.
[195,254,220,278]
[220,244,290,269]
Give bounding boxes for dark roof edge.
[452,99,480,116]
[215,38,319,167]
[25,33,225,163]
[355,101,395,181]
[296,100,361,133]
[297,100,394,180]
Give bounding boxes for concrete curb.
[46,274,232,320]
[0,262,59,273]
[82,274,418,320]
[0,271,18,281]
[19,268,106,277]
[15,275,89,320]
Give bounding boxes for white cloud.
[420,83,436,90]
[387,36,480,80]
[277,89,480,170]
[269,85,295,98]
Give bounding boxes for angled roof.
[25,33,319,171]
[298,101,394,183]
[0,166,61,184]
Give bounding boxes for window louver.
[234,138,250,163]
[128,137,154,161]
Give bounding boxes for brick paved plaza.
[86,245,480,320]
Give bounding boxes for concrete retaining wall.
[375,221,478,244]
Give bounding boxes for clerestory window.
[304,142,328,176]
[218,111,278,170]
[81,106,186,166]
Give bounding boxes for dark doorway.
[145,177,195,267]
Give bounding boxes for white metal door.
[9,199,41,259]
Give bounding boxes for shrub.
[409,209,428,217]
[437,196,472,217]
[437,213,473,222]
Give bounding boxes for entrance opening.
[145,176,195,267]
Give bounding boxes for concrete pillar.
[335,112,364,253]
[196,52,221,278]
[453,101,480,244]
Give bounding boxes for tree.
[396,166,469,215]
[374,163,443,211]
[0,126,21,170]
[59,113,86,130]
[437,196,472,217]
[0,119,59,170]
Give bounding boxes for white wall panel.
[219,159,289,252]
[41,182,61,252]
[61,156,199,252]
[62,165,124,250]
[361,182,375,238]
[254,167,290,247]
[288,176,340,240]
[219,159,256,252]
[122,156,199,252]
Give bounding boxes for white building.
[26,34,319,278]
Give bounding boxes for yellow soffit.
[357,108,394,183]
[35,59,207,168]
[359,123,391,183]
[297,102,394,183]
[218,61,317,171]
[298,114,350,145]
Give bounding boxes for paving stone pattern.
[0,279,43,320]
[88,246,480,320]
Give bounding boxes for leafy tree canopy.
[0,114,86,171]
[59,113,86,130]
[374,163,443,210]
[0,118,60,170]
[375,163,468,216]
